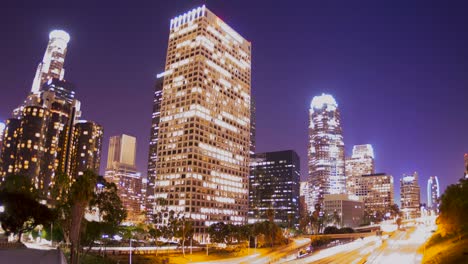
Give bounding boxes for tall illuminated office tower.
[427,176,440,211]
[152,5,251,240]
[308,94,345,208]
[345,144,375,195]
[31,30,70,94]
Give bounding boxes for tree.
[79,176,127,257]
[69,170,98,264]
[388,204,401,219]
[0,191,53,242]
[437,179,468,240]
[0,174,54,242]
[208,222,229,244]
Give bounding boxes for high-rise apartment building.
[69,121,103,178]
[152,5,251,240]
[355,173,394,217]
[31,30,70,93]
[146,75,164,218]
[427,176,440,211]
[400,172,421,219]
[249,150,300,226]
[345,144,375,195]
[105,134,143,222]
[308,94,345,208]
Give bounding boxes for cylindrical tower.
[31,30,70,93]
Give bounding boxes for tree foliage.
[437,179,468,239]
[0,174,54,242]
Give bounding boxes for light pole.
[129,233,133,264]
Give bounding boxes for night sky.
[1,0,467,205]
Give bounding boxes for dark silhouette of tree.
[437,179,468,240]
[0,174,54,242]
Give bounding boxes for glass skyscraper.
[308,93,345,208]
[249,150,300,227]
[427,176,440,211]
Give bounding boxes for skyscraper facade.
[69,121,103,178]
[146,75,164,219]
[345,144,375,196]
[308,93,345,208]
[400,172,421,219]
[249,150,300,226]
[299,181,312,216]
[464,154,468,179]
[0,122,5,157]
[355,173,394,218]
[0,119,21,178]
[105,134,143,222]
[250,99,256,155]
[0,31,101,200]
[427,176,440,211]
[152,5,251,240]
[31,30,70,93]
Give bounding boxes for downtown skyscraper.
[308,94,345,208]
[31,30,70,94]
[400,172,421,219]
[149,5,251,240]
[105,134,143,222]
[427,176,440,212]
[0,30,102,198]
[345,144,375,196]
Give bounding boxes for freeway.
[286,236,381,264]
[193,238,311,264]
[366,225,431,264]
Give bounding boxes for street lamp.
[0,205,4,213]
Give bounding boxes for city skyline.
[1,1,468,205]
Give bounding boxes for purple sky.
[1,0,467,205]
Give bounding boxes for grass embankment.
[79,247,273,264]
[420,231,468,264]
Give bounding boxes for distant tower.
[0,122,5,157]
[345,144,375,195]
[464,154,468,179]
[105,134,142,222]
[400,172,421,219]
[308,93,346,208]
[427,176,440,211]
[31,30,70,93]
